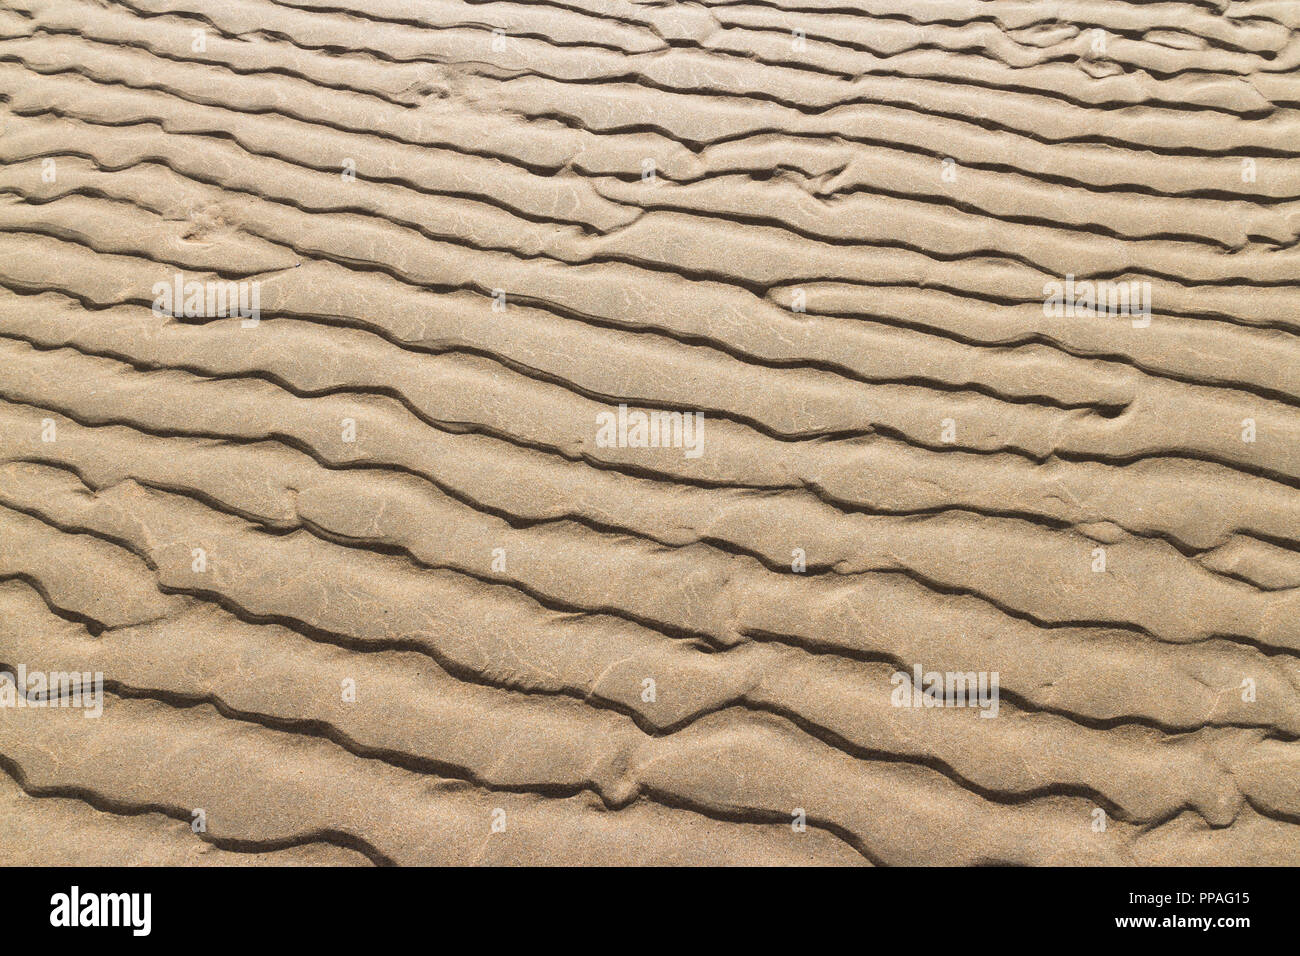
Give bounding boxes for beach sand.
[1,0,1299,865]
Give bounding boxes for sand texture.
[1,0,1299,866]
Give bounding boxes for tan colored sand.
[1,0,1299,865]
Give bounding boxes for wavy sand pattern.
[1,0,1299,866]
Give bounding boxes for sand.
[0,0,1299,866]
